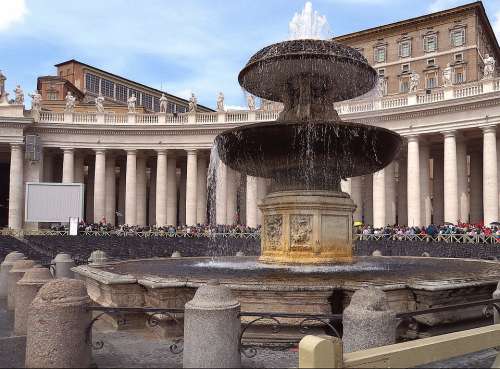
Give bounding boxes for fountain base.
[259,190,356,264]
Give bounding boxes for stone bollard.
[235,251,245,257]
[183,280,241,368]
[342,287,397,353]
[88,250,108,266]
[0,252,25,298]
[14,267,53,335]
[421,252,430,257]
[171,251,182,258]
[7,259,35,310]
[26,278,91,368]
[372,250,383,257]
[53,253,75,278]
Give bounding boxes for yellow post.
[299,335,343,368]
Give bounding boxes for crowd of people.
[355,222,500,238]
[47,221,261,237]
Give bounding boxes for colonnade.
[5,126,500,229]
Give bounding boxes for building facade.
[0,2,500,230]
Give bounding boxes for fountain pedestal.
[259,191,356,264]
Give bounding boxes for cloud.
[0,0,27,31]
[427,0,465,13]
[225,105,248,111]
[494,11,500,42]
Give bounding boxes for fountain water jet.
[215,34,401,264]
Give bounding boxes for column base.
[259,190,355,265]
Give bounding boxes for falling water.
[289,2,331,40]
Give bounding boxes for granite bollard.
[171,251,182,258]
[0,251,24,298]
[25,278,91,368]
[183,280,241,368]
[342,287,397,353]
[14,267,53,335]
[88,250,108,266]
[53,253,75,278]
[7,259,35,310]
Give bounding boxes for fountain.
[216,21,401,264]
[72,3,500,340]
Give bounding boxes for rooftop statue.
[13,85,24,105]
[216,92,224,112]
[409,71,420,93]
[0,70,7,104]
[483,54,496,80]
[64,91,76,112]
[246,93,256,111]
[188,93,197,113]
[95,93,105,113]
[159,93,168,113]
[127,94,136,113]
[29,90,42,120]
[443,63,453,87]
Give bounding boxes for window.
[142,94,153,110]
[116,84,127,102]
[454,53,464,63]
[400,77,410,93]
[454,66,466,84]
[374,47,386,63]
[85,73,99,94]
[426,72,438,89]
[401,63,410,73]
[427,58,435,66]
[153,96,160,112]
[424,35,438,53]
[101,79,114,98]
[399,40,411,58]
[451,29,465,47]
[47,92,58,100]
[378,69,385,77]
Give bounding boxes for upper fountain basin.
[238,39,378,103]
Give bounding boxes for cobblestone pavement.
[0,298,14,338]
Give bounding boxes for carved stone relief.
[265,214,283,249]
[290,214,313,249]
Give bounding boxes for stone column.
[197,155,208,224]
[93,149,106,223]
[0,252,24,298]
[117,161,126,225]
[433,153,445,225]
[183,281,241,368]
[136,154,147,226]
[469,150,483,223]
[397,158,408,225]
[149,161,157,226]
[483,126,498,225]
[105,155,116,226]
[85,159,94,223]
[385,163,396,226]
[407,136,421,226]
[7,259,35,310]
[61,148,75,183]
[156,150,168,227]
[26,279,91,368]
[8,144,24,230]
[216,161,227,225]
[186,150,198,226]
[457,139,469,223]
[420,144,432,226]
[342,287,397,353]
[125,150,137,225]
[167,156,178,226]
[14,267,53,335]
[179,161,187,226]
[256,178,268,226]
[341,179,351,194]
[372,169,386,228]
[226,168,238,225]
[74,153,85,184]
[362,175,373,225]
[351,177,363,223]
[443,131,459,224]
[246,176,258,228]
[43,151,54,182]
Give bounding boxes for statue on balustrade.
[246,93,256,111]
[409,71,420,93]
[442,64,453,87]
[127,94,137,113]
[0,70,7,104]
[376,77,387,97]
[159,93,168,113]
[64,91,76,112]
[95,93,105,113]
[216,92,224,112]
[188,93,197,113]
[29,90,42,119]
[483,54,496,80]
[13,85,24,105]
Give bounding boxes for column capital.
[481,125,497,134]
[441,130,457,138]
[156,149,167,155]
[93,148,106,155]
[10,143,23,151]
[126,149,137,155]
[185,149,198,155]
[62,147,74,153]
[406,135,419,143]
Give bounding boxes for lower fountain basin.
[216,120,402,191]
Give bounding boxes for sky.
[0,0,500,110]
